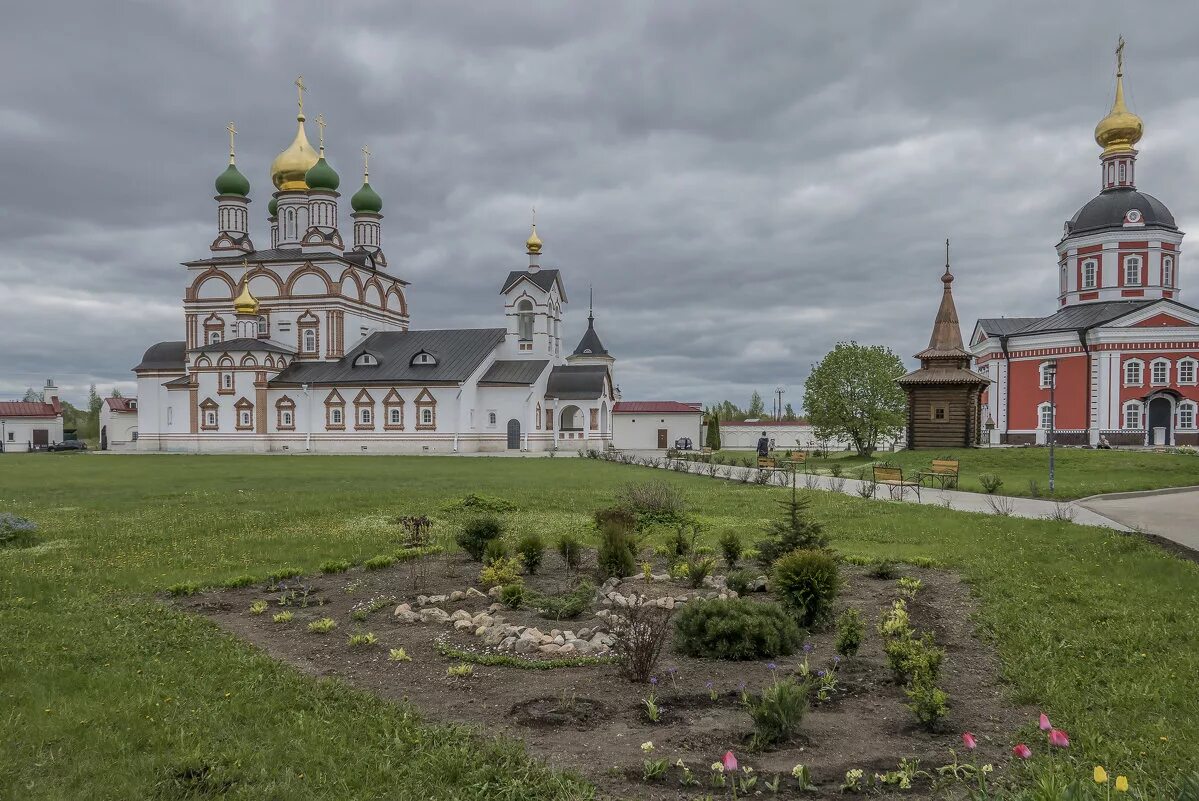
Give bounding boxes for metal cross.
[1116,35,1125,76]
[532,206,536,226]
[226,121,237,157]
[361,144,371,177]
[295,75,306,112]
[315,113,326,149]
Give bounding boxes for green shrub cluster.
[674,598,802,660]
[557,534,583,573]
[718,531,743,567]
[685,555,716,589]
[877,596,949,730]
[0,513,39,548]
[725,569,755,595]
[363,554,395,570]
[451,493,516,513]
[756,492,827,566]
[482,538,508,565]
[745,677,810,748]
[772,549,840,628]
[517,534,545,574]
[500,583,524,609]
[596,510,637,580]
[319,559,353,574]
[835,608,865,658]
[479,556,522,589]
[457,515,505,561]
[526,581,594,620]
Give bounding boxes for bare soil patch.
[183,555,1030,799]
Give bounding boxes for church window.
[1163,257,1174,287]
[222,373,233,390]
[1059,264,1067,292]
[166,407,173,427]
[303,329,317,353]
[1038,362,1055,389]
[359,407,372,425]
[1123,359,1143,386]
[282,410,293,427]
[208,330,222,344]
[421,408,432,425]
[1082,260,1097,289]
[1179,359,1197,385]
[410,351,437,366]
[238,410,252,428]
[1150,359,1169,386]
[389,408,402,425]
[256,316,268,336]
[1179,402,1196,430]
[1118,162,1126,182]
[205,410,217,428]
[1038,402,1054,430]
[330,408,343,425]
[353,352,379,367]
[488,411,497,427]
[517,299,534,341]
[1123,401,1142,429]
[1107,163,1115,185]
[1124,256,1141,286]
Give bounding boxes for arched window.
[330,408,343,425]
[421,408,433,425]
[208,330,222,344]
[1123,359,1143,387]
[205,410,217,427]
[359,407,372,425]
[1059,264,1067,292]
[1037,402,1054,430]
[517,299,534,341]
[488,411,497,427]
[1038,362,1056,389]
[1178,401,1196,430]
[303,328,317,353]
[1150,359,1170,386]
[256,316,268,336]
[282,410,293,427]
[389,408,402,425]
[1163,257,1174,287]
[1124,255,1141,286]
[1118,162,1126,182]
[1122,401,1142,429]
[1179,358,1197,385]
[239,410,252,427]
[1082,260,1097,289]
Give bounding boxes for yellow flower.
[1115,776,1129,793]
[1094,766,1108,784]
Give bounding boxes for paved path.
[1078,487,1199,552]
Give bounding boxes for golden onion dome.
[270,114,319,191]
[233,279,259,315]
[526,223,543,255]
[1094,72,1143,157]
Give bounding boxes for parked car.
[47,441,87,452]
[674,437,693,451]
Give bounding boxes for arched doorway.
[506,418,521,450]
[1147,396,1173,446]
[559,405,583,432]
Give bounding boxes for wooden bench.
[757,456,777,469]
[917,459,960,489]
[872,465,921,500]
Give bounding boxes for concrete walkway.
[1078,487,1199,552]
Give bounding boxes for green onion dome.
[268,196,278,217]
[215,163,250,197]
[304,156,340,191]
[350,180,383,213]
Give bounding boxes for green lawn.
[2,454,1198,798]
[714,446,1199,499]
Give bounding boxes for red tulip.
[1048,728,1070,749]
[962,732,977,751]
[722,750,738,772]
[1039,713,1051,731]
[1012,743,1032,759]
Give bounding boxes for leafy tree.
[705,414,721,451]
[748,391,766,418]
[22,388,43,402]
[783,403,798,421]
[88,384,103,418]
[110,387,124,398]
[802,342,906,457]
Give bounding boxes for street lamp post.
[1043,359,1057,495]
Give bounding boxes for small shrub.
[272,611,294,623]
[718,531,743,567]
[308,617,336,633]
[224,575,256,588]
[267,567,303,583]
[454,493,516,513]
[829,462,844,477]
[745,677,810,748]
[0,513,39,548]
[363,554,395,571]
[248,600,268,615]
[664,524,694,558]
[457,515,505,561]
[500,582,525,609]
[726,569,755,596]
[394,514,433,548]
[867,560,899,580]
[528,582,594,620]
[348,632,378,647]
[557,533,583,573]
[597,522,637,580]
[446,663,474,678]
[897,577,922,597]
[878,598,912,639]
[516,534,545,574]
[835,608,865,658]
[905,671,949,729]
[772,549,841,629]
[482,538,508,565]
[616,480,686,525]
[320,559,353,574]
[594,505,638,533]
[388,647,412,662]
[674,598,802,661]
[479,556,522,589]
[610,598,673,681]
[686,555,716,589]
[756,491,827,566]
[166,582,200,597]
[978,473,1004,494]
[885,633,944,683]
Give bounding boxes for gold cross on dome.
[361,144,371,177]
[532,206,536,227]
[295,75,306,113]
[226,121,237,155]
[1115,35,1125,76]
[316,113,326,149]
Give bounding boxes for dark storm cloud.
[2,1,1197,407]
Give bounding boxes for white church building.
[133,90,621,453]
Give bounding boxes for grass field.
[2,453,1198,799]
[714,446,1199,498]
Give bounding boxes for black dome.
[1064,188,1176,238]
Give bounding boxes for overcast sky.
[2,1,1197,408]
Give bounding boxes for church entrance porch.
[506,419,521,450]
[1147,395,1173,446]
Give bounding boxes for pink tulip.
[722,750,738,772]
[962,732,977,751]
[1048,728,1070,749]
[1039,713,1051,731]
[1013,743,1032,760]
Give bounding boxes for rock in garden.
[449,590,466,602]
[394,603,411,615]
[416,595,429,606]
[558,643,576,655]
[539,643,561,655]
[488,586,502,598]
[514,638,537,654]
[466,587,487,598]
[488,602,504,612]
[420,608,449,623]
[521,627,544,642]
[428,594,448,604]
[451,609,472,622]
[601,577,620,592]
[652,573,670,582]
[393,610,419,623]
[499,636,517,650]
[552,635,565,646]
[454,619,475,632]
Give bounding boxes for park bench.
[872,465,921,500]
[917,459,960,489]
[757,456,777,469]
[776,452,808,472]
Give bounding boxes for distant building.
[972,45,1199,446]
[100,397,139,450]
[0,379,63,452]
[612,402,703,450]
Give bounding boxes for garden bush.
[0,513,39,548]
[718,530,743,567]
[614,480,686,526]
[516,533,545,574]
[664,524,694,558]
[674,598,802,660]
[725,568,755,596]
[557,533,583,573]
[756,491,827,566]
[835,608,865,658]
[451,493,516,513]
[905,670,949,729]
[772,549,841,628]
[482,538,508,565]
[457,515,504,561]
[593,505,638,533]
[527,581,594,620]
[597,519,637,580]
[479,556,522,589]
[745,677,810,748]
[978,473,1004,494]
[500,583,525,609]
[611,597,673,681]
[319,559,353,574]
[867,559,899,580]
[685,555,716,589]
[884,632,944,683]
[363,554,395,570]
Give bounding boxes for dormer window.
[517,299,534,341]
[410,350,437,366]
[128,400,137,410]
[353,352,379,367]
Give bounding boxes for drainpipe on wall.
[453,389,462,453]
[523,390,532,451]
[1077,326,1095,445]
[302,383,311,453]
[998,334,1012,443]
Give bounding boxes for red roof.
[720,419,810,427]
[105,397,138,412]
[613,401,702,414]
[0,400,61,418]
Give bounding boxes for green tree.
[783,402,798,421]
[110,387,124,398]
[802,342,907,457]
[705,414,721,451]
[748,391,766,418]
[22,387,43,402]
[88,384,103,418]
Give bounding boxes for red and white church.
[972,47,1199,447]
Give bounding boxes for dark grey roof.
[500,269,567,300]
[572,316,609,356]
[133,340,186,372]
[186,248,407,284]
[1064,188,1177,238]
[545,365,609,400]
[1013,301,1154,334]
[270,328,506,386]
[479,360,550,385]
[976,317,1041,337]
[190,338,295,355]
[162,375,191,388]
